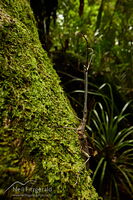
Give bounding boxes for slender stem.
[82,53,94,132]
[76,34,94,164]
[82,68,88,132]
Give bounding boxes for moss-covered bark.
[0,0,98,199]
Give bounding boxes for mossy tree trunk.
[0,1,98,199]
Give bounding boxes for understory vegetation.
[29,0,133,199]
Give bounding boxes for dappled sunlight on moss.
[0,1,98,199]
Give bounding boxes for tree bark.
[0,1,98,199]
[79,0,84,16]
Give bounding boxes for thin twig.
[82,52,94,133]
[78,36,94,133]
[76,34,94,168]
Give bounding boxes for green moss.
[0,1,98,199]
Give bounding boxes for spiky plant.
[57,70,133,199]
[86,84,133,200]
